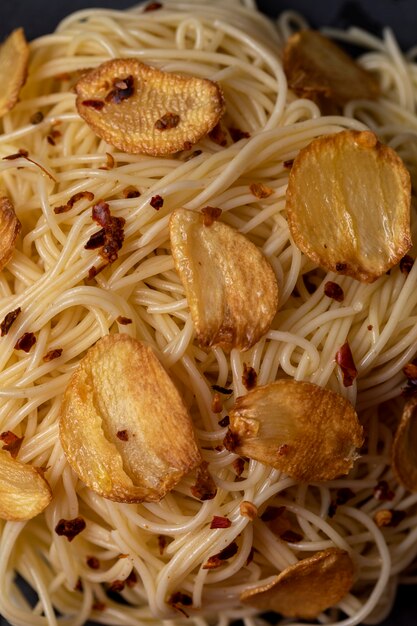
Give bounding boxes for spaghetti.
[0,1,417,625]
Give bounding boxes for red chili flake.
[108,579,125,593]
[82,99,104,110]
[105,75,135,104]
[54,191,95,214]
[158,535,167,555]
[92,601,106,611]
[0,431,24,458]
[51,129,61,139]
[117,316,132,325]
[150,195,164,210]
[336,341,357,387]
[155,112,180,130]
[229,127,250,142]
[116,430,129,441]
[210,515,232,529]
[367,324,373,331]
[233,457,245,477]
[14,332,36,352]
[55,517,86,542]
[324,281,344,302]
[218,415,230,428]
[335,262,348,272]
[144,1,163,10]
[3,149,29,160]
[242,363,257,390]
[400,254,414,274]
[168,591,192,617]
[209,123,227,146]
[122,186,140,199]
[223,428,240,453]
[374,480,395,502]
[283,159,294,169]
[203,541,238,570]
[47,135,56,146]
[201,206,222,226]
[75,578,83,592]
[0,307,21,336]
[126,570,138,587]
[246,547,255,565]
[202,555,222,569]
[190,461,217,500]
[212,384,233,395]
[85,228,106,250]
[30,111,44,124]
[88,265,106,280]
[211,393,223,414]
[280,530,303,543]
[92,201,111,227]
[88,202,125,263]
[214,445,224,452]
[249,182,273,199]
[43,348,63,362]
[261,506,286,522]
[278,443,290,456]
[86,556,100,569]
[403,362,417,380]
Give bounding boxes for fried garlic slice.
[0,450,52,521]
[391,396,417,492]
[0,197,21,272]
[0,28,29,118]
[59,334,202,503]
[240,548,354,618]
[224,380,363,481]
[283,29,379,111]
[286,130,411,282]
[169,208,278,351]
[75,58,225,155]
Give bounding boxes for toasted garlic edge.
[0,28,30,118]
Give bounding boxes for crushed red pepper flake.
[30,111,44,124]
[105,75,135,104]
[126,570,138,587]
[47,135,56,146]
[242,363,257,390]
[218,415,230,428]
[150,195,164,210]
[210,515,232,529]
[324,281,344,302]
[229,127,250,142]
[336,341,357,387]
[168,591,193,617]
[108,579,125,593]
[0,307,21,336]
[85,229,106,250]
[211,393,223,414]
[122,186,140,199]
[55,517,86,541]
[203,541,238,569]
[233,457,245,477]
[116,429,129,441]
[117,316,132,325]
[190,461,217,500]
[75,578,83,592]
[400,254,414,274]
[0,431,24,458]
[54,191,94,214]
[367,324,373,331]
[209,122,227,146]
[3,149,29,160]
[82,99,104,110]
[403,362,417,380]
[155,112,180,130]
[14,332,36,352]
[212,384,233,395]
[373,480,395,502]
[283,159,294,169]
[249,182,274,199]
[158,534,167,555]
[92,601,106,611]
[86,201,125,264]
[201,206,222,226]
[280,530,303,543]
[86,556,100,569]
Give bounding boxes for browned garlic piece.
[286,130,411,282]
[0,197,21,272]
[75,58,225,155]
[240,548,355,618]
[0,450,52,520]
[283,29,380,111]
[59,334,202,502]
[224,380,363,481]
[169,208,278,351]
[0,28,29,118]
[391,396,417,492]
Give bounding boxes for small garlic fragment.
[224,379,363,481]
[169,208,278,351]
[285,130,411,282]
[240,548,355,618]
[59,334,202,503]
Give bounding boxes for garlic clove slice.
[0,28,29,118]
[391,396,417,492]
[0,197,21,272]
[59,334,202,503]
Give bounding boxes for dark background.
[0,0,416,625]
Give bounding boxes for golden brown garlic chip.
[75,58,225,155]
[0,450,52,521]
[283,29,379,111]
[240,548,354,618]
[0,28,29,118]
[391,396,417,492]
[169,208,278,350]
[286,130,411,283]
[224,380,363,481]
[0,197,21,272]
[59,334,202,503]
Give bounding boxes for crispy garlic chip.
[0,450,52,521]
[75,58,225,155]
[391,396,417,492]
[0,28,29,118]
[283,29,379,111]
[240,548,355,618]
[59,334,202,503]
[169,208,278,351]
[286,130,411,282]
[0,197,21,272]
[224,380,363,481]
